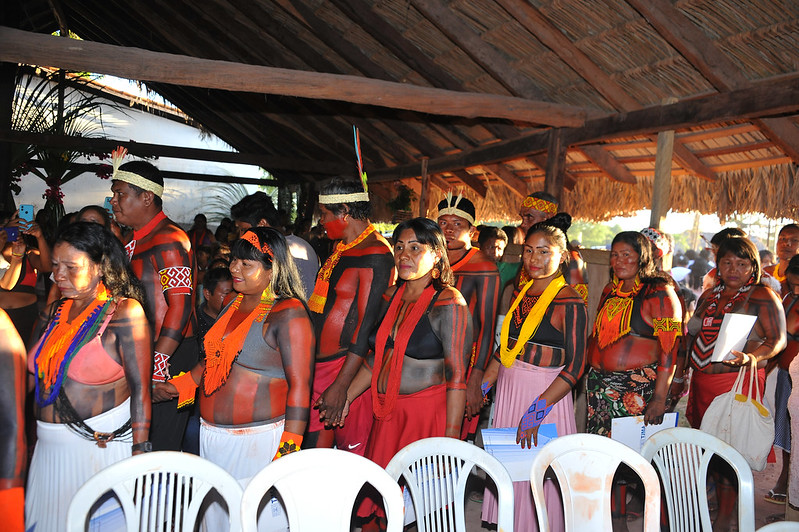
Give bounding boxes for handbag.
[699,358,774,471]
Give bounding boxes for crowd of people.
[1,152,798,531]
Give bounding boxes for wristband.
[672,377,684,384]
[152,351,170,382]
[169,371,198,409]
[273,431,303,460]
[520,395,553,433]
[10,252,23,257]
[131,441,152,453]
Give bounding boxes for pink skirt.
[482,360,574,532]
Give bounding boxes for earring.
[431,266,441,279]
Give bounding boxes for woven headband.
[521,196,557,215]
[641,227,669,258]
[437,192,475,225]
[241,230,273,257]
[318,191,370,204]
[110,146,164,197]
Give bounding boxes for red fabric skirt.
[309,356,373,455]
[686,368,765,428]
[359,384,447,519]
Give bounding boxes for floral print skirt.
[586,363,658,436]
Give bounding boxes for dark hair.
[392,217,453,291]
[779,224,799,236]
[611,231,673,285]
[55,222,145,303]
[437,196,476,227]
[478,226,508,247]
[203,266,233,293]
[786,254,799,276]
[117,161,164,208]
[231,227,305,301]
[528,191,559,207]
[230,191,280,228]
[525,212,572,276]
[319,179,370,220]
[77,205,112,228]
[710,227,746,246]
[716,237,761,285]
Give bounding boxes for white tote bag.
[699,359,774,471]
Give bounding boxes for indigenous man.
[110,156,196,451]
[765,224,799,296]
[307,180,395,455]
[0,310,26,532]
[437,194,500,439]
[230,192,319,298]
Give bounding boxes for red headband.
[241,231,273,257]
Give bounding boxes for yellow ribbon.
[500,275,566,367]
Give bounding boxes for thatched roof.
[4,0,799,221]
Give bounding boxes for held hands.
[464,372,486,419]
[152,381,179,403]
[314,382,349,427]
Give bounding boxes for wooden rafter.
[580,145,637,184]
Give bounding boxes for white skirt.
[200,417,286,532]
[25,398,132,532]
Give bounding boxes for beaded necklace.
[308,224,375,313]
[593,275,643,349]
[34,284,113,407]
[203,291,274,395]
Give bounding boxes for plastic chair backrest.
[385,437,514,532]
[640,427,756,532]
[241,448,404,532]
[66,451,243,532]
[530,433,661,531]
[756,522,799,531]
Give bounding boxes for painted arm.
[111,299,153,453]
[727,286,787,366]
[643,285,683,425]
[274,300,315,437]
[430,291,473,438]
[0,309,25,531]
[465,269,501,418]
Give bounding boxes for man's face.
[110,181,149,228]
[480,237,506,263]
[204,279,233,316]
[437,214,473,251]
[519,206,549,232]
[777,228,799,262]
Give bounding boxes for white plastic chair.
[241,448,404,532]
[385,436,514,532]
[530,433,661,531]
[757,522,799,531]
[66,450,243,532]
[640,427,755,532]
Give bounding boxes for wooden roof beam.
[410,0,545,100]
[370,74,799,180]
[451,170,488,197]
[628,0,799,164]
[580,145,637,184]
[0,26,591,127]
[483,164,528,199]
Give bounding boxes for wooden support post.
[650,98,678,229]
[544,128,566,203]
[418,157,430,218]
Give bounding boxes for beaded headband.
[437,191,475,225]
[241,230,273,257]
[110,146,164,197]
[520,195,557,215]
[641,227,670,258]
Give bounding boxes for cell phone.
[2,226,18,242]
[19,204,34,229]
[103,197,114,217]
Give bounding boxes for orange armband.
[169,371,198,409]
[273,430,303,460]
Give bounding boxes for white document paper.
[611,413,679,453]
[710,312,757,362]
[481,424,558,482]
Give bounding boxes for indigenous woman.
[480,214,588,532]
[164,227,314,531]
[25,222,152,532]
[587,231,682,436]
[679,236,785,531]
[336,218,471,531]
[768,255,799,506]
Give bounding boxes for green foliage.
[569,220,624,249]
[386,183,415,212]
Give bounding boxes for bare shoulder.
[384,284,399,300]
[554,284,585,305]
[751,284,781,304]
[111,297,146,321]
[435,286,467,307]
